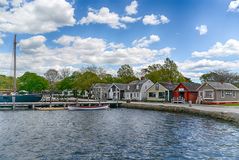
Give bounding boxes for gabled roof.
[146,82,168,92]
[175,82,201,92]
[160,82,178,91]
[110,83,127,90]
[126,79,151,92]
[198,82,239,91]
[92,83,111,89]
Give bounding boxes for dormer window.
[136,85,139,90]
[155,84,159,90]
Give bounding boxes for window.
[204,90,214,99]
[221,90,225,98]
[158,92,165,98]
[155,84,159,90]
[149,92,156,98]
[136,85,139,90]
[225,91,232,95]
[137,93,139,97]
[233,91,236,98]
[134,93,136,97]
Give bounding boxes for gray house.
[197,82,239,104]
[125,79,153,101]
[91,83,111,100]
[108,83,127,100]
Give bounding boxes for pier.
[0,100,123,110]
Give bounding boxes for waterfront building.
[146,82,169,102]
[197,82,239,104]
[91,83,111,100]
[108,83,127,100]
[173,82,201,103]
[125,79,153,101]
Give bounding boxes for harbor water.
[0,109,238,159]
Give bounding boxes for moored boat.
[68,104,110,111]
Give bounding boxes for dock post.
[32,104,35,110]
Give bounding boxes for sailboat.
[0,35,42,103]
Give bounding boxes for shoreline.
[121,102,239,125]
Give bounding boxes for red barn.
[173,82,201,103]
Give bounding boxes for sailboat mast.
[13,34,17,94]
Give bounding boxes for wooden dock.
[0,101,123,110]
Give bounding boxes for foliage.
[73,71,101,91]
[116,64,138,83]
[145,58,186,83]
[17,72,48,93]
[44,69,60,84]
[200,69,239,87]
[0,75,13,90]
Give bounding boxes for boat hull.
[68,105,110,111]
[0,94,42,102]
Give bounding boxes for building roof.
[180,82,201,92]
[92,83,111,89]
[126,79,151,92]
[160,82,178,91]
[113,83,127,90]
[198,82,239,91]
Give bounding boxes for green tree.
[145,58,186,83]
[74,71,101,91]
[0,75,13,90]
[17,72,48,93]
[117,64,138,83]
[200,69,239,87]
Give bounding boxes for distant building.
[146,82,169,102]
[91,83,111,100]
[125,79,153,101]
[173,82,201,103]
[197,82,239,104]
[108,83,127,100]
[160,82,178,102]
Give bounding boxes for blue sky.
[1,0,239,82]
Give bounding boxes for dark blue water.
[0,109,238,160]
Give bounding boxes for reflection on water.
[0,109,238,160]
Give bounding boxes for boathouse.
[173,82,201,103]
[146,82,169,102]
[197,82,239,104]
[125,79,153,101]
[108,83,127,100]
[91,83,111,100]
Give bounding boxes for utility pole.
[12,34,17,110]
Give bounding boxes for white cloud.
[120,16,141,23]
[195,25,208,35]
[0,35,172,75]
[142,14,169,25]
[0,0,7,6]
[11,0,24,7]
[228,0,239,12]
[132,34,160,47]
[0,0,75,34]
[79,7,126,29]
[158,47,175,57]
[19,35,47,54]
[0,32,5,45]
[192,39,239,58]
[125,0,138,15]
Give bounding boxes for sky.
[1,0,239,82]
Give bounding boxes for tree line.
[1,58,238,95]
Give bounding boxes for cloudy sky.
[1,0,239,82]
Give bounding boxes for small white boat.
[68,104,110,111]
